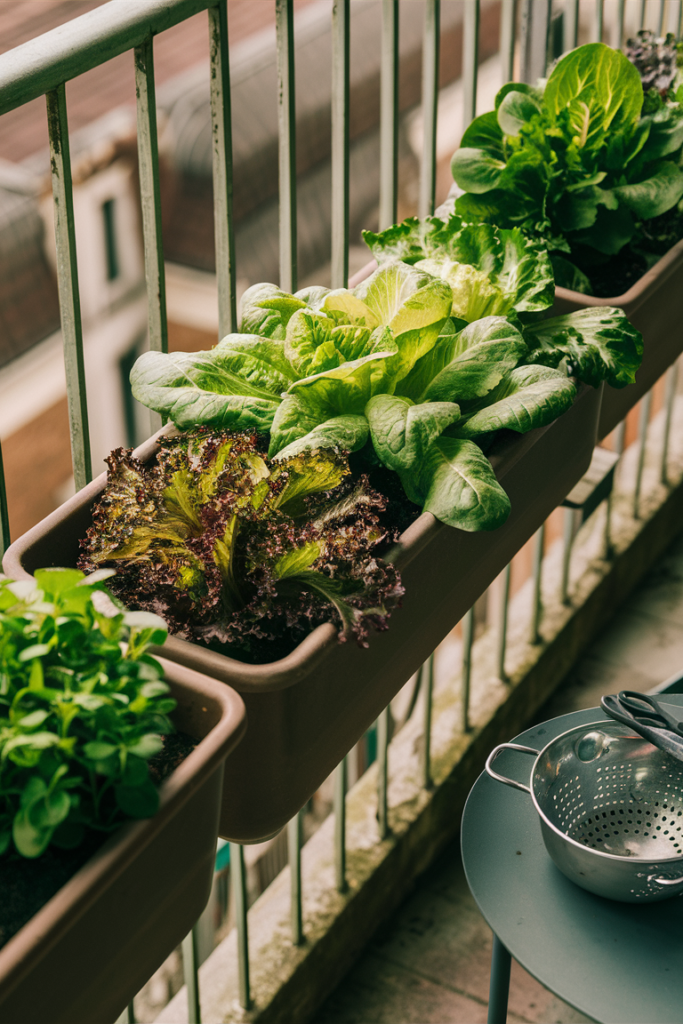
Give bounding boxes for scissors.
[601,690,683,762]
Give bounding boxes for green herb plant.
[129,251,641,533]
[0,569,172,859]
[450,42,683,293]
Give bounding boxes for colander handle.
[647,873,683,888]
[485,743,538,794]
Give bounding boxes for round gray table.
[461,696,683,1024]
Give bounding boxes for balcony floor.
[316,531,683,1024]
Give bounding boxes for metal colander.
[486,720,683,902]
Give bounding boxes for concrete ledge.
[158,400,683,1024]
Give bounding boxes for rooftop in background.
[0,0,317,163]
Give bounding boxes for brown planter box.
[552,239,683,440]
[3,384,600,843]
[0,659,246,1024]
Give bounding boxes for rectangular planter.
[0,659,245,1024]
[552,238,683,440]
[3,384,600,843]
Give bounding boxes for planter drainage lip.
[3,386,595,696]
[554,235,683,311]
[0,659,246,1023]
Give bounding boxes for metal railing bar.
[461,607,474,733]
[0,0,212,116]
[500,0,517,85]
[638,0,646,30]
[134,35,168,371]
[613,0,626,48]
[276,0,297,294]
[462,0,480,132]
[229,842,251,1009]
[287,811,304,945]
[181,926,201,1023]
[334,755,348,892]
[496,563,511,682]
[418,0,440,219]
[520,0,551,83]
[595,0,605,41]
[114,1002,136,1024]
[530,522,545,644]
[677,0,683,36]
[614,419,627,456]
[46,84,92,491]
[331,0,350,289]
[379,0,399,231]
[422,653,434,789]
[668,0,683,33]
[564,0,579,51]
[208,2,237,337]
[634,389,653,517]
[377,706,391,838]
[661,361,678,484]
[0,442,9,559]
[657,0,666,34]
[561,507,575,604]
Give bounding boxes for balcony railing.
[1,1,683,1021]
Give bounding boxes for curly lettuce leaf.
[523,307,643,388]
[365,394,460,473]
[362,214,463,265]
[454,366,577,438]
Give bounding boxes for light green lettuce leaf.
[268,394,322,456]
[239,283,310,339]
[523,307,643,388]
[287,350,398,420]
[365,394,460,473]
[421,317,528,402]
[362,214,463,265]
[454,366,576,438]
[497,89,542,136]
[272,415,369,461]
[401,437,511,532]
[544,43,642,136]
[130,343,288,431]
[285,309,390,377]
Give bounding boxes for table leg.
[487,933,511,1024]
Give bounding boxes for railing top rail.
[0,0,213,117]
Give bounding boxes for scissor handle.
[618,691,683,734]
[601,694,639,730]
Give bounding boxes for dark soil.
[0,731,195,952]
[575,209,683,298]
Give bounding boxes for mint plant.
[0,569,173,859]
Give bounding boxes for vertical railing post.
[331,0,350,289]
[229,842,251,1009]
[114,1003,136,1024]
[520,0,551,83]
[419,0,440,218]
[500,0,517,84]
[134,36,168,360]
[377,705,391,839]
[208,2,237,336]
[661,362,678,485]
[379,0,399,231]
[564,0,579,51]
[287,810,304,945]
[334,756,348,892]
[181,926,202,1024]
[461,607,474,733]
[657,0,666,35]
[276,0,297,294]
[634,390,653,518]
[613,0,626,49]
[462,0,480,132]
[595,0,604,41]
[422,653,434,790]
[637,0,646,30]
[0,443,9,558]
[530,523,545,644]
[496,563,511,682]
[46,84,92,491]
[561,508,575,604]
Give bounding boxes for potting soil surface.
[0,731,195,951]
